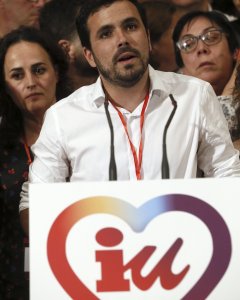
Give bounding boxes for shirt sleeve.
[29,107,70,183]
[197,84,240,177]
[19,181,29,211]
[19,108,70,211]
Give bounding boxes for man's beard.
[92,47,149,87]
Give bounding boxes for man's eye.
[100,30,112,39]
[126,23,137,31]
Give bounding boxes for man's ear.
[58,39,72,60]
[83,47,97,68]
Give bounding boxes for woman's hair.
[172,10,239,68]
[233,63,240,135]
[0,26,73,146]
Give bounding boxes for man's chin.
[115,73,143,87]
[114,65,147,87]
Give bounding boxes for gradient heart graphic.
[47,194,231,299]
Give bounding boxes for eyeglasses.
[177,29,225,53]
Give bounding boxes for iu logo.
[47,195,232,299]
[95,227,189,292]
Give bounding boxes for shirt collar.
[91,77,106,108]
[91,65,168,108]
[148,65,173,99]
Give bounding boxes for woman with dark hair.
[0,26,72,299]
[172,10,240,146]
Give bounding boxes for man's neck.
[102,70,150,113]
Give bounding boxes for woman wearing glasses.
[172,10,240,147]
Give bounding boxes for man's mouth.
[117,52,137,62]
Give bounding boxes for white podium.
[29,178,240,299]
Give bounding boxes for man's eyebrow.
[96,17,141,37]
[122,17,140,25]
[96,24,114,37]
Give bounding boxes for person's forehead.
[87,1,141,29]
[5,41,50,63]
[181,17,218,36]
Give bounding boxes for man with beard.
[20,0,240,234]
[39,0,98,90]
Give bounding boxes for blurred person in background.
[234,0,240,12]
[142,0,177,71]
[0,26,71,299]
[212,0,239,18]
[39,0,98,90]
[170,0,210,11]
[211,0,240,44]
[141,0,211,72]
[0,0,51,37]
[173,10,240,147]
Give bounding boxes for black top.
[0,141,30,300]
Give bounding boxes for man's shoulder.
[151,68,210,88]
[49,81,101,113]
[149,67,215,105]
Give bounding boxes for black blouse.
[0,142,31,300]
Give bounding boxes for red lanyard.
[23,141,32,164]
[108,93,149,180]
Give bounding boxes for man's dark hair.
[172,10,239,68]
[0,26,72,146]
[40,0,86,42]
[76,0,148,50]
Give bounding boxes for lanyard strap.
[108,93,149,180]
[23,141,32,164]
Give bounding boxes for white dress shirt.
[19,66,240,210]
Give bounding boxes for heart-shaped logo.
[47,194,231,299]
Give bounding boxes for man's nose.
[116,28,129,47]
